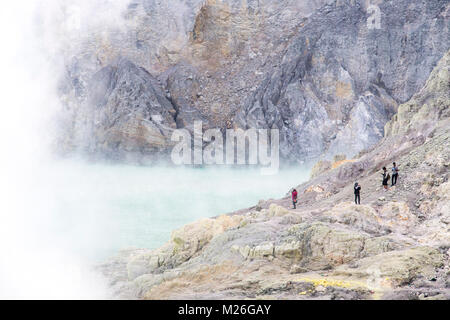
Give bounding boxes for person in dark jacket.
[291,189,298,209]
[391,162,399,186]
[354,182,361,204]
[382,167,390,190]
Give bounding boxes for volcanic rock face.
[236,0,449,161]
[62,58,180,162]
[98,52,450,300]
[384,48,450,137]
[57,0,449,163]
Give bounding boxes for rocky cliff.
[98,51,450,300]
[56,0,449,163]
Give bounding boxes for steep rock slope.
[236,0,449,161]
[57,0,449,163]
[98,51,450,300]
[59,58,180,161]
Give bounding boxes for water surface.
[44,161,311,261]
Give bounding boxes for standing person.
[354,182,361,204]
[382,167,390,190]
[291,189,298,209]
[391,162,399,186]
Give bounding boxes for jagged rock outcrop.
[60,58,181,161]
[384,50,450,137]
[98,49,450,300]
[236,0,449,161]
[57,0,449,163]
[159,62,208,130]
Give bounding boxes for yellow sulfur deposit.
[296,277,366,289]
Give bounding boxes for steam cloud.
[0,0,311,299]
[0,0,132,299]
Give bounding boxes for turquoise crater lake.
[45,160,311,261]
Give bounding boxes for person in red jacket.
[292,189,298,209]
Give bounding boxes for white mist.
[0,0,311,299]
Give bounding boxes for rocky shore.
[98,51,449,300]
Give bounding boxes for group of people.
[291,162,400,208]
[354,162,399,205]
[382,162,400,189]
